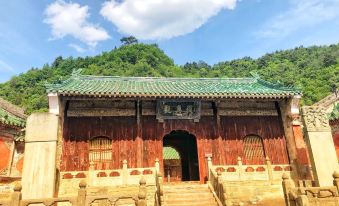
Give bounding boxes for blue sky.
[1,0,339,82]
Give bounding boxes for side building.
[0,98,26,187]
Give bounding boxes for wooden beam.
[67,108,136,117]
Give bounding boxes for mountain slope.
[0,43,338,114]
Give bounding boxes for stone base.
[222,180,285,206]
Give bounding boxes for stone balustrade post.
[77,180,87,206]
[266,156,273,184]
[157,172,163,197]
[137,177,147,206]
[296,195,309,206]
[122,160,128,185]
[88,161,95,186]
[282,173,295,206]
[207,157,212,180]
[333,170,339,192]
[217,171,223,198]
[237,157,243,180]
[11,184,22,206]
[155,158,160,173]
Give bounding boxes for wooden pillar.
[292,123,312,180]
[279,98,300,178]
[136,100,143,168]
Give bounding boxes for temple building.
[45,71,308,185]
[4,71,337,206]
[0,98,26,183]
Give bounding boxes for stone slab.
[21,112,59,199]
[22,141,57,199]
[306,131,338,186]
[25,113,58,142]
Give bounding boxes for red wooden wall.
[0,137,12,175]
[61,115,289,181]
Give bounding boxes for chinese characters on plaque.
[156,100,201,122]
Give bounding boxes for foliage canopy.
[0,43,338,114]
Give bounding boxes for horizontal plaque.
[156,100,201,120]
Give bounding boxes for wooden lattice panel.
[243,135,265,164]
[89,137,112,170]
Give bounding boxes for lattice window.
[89,137,112,169]
[243,135,265,164]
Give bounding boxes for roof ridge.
[250,71,300,92]
[45,69,302,98]
[70,68,257,81]
[0,97,27,119]
[0,107,26,127]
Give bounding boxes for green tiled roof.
[0,108,26,127]
[163,146,180,160]
[46,71,301,99]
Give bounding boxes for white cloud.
[256,0,339,38]
[44,0,110,48]
[0,59,14,72]
[68,43,86,53]
[100,0,238,40]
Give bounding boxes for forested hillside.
[0,43,338,114]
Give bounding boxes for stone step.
[164,193,213,199]
[165,188,210,193]
[165,196,216,203]
[164,201,218,206]
[163,183,218,206]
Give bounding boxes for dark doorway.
[163,130,200,181]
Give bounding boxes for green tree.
[120,36,138,45]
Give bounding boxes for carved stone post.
[237,157,243,180]
[77,180,87,206]
[88,161,95,186]
[137,177,147,206]
[207,157,212,180]
[156,172,164,205]
[266,156,273,183]
[333,170,339,192]
[122,160,128,185]
[217,171,223,198]
[11,184,22,206]
[282,173,295,206]
[301,106,338,186]
[296,195,309,206]
[155,158,160,173]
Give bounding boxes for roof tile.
[46,72,301,99]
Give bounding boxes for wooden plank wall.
[61,114,289,181]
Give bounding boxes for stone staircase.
[163,182,218,206]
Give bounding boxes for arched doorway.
[163,130,199,182]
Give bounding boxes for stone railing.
[209,157,293,206]
[208,157,292,182]
[210,170,229,206]
[282,171,339,206]
[0,177,148,206]
[59,160,157,195]
[154,171,164,206]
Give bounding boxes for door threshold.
[164,181,202,185]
